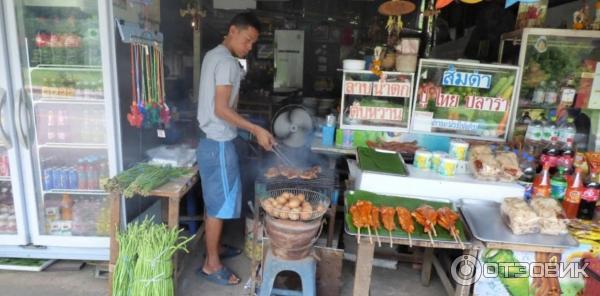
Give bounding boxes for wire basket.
[260,188,330,221]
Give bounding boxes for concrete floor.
[0,222,446,296]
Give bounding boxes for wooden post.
[352,240,375,296]
[421,247,434,286]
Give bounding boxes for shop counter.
[355,164,525,203]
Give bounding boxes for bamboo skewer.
[388,230,393,248]
[357,227,361,244]
[430,223,437,237]
[374,228,382,247]
[427,230,434,245]
[408,233,412,248]
[367,226,373,244]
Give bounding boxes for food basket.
[260,188,330,221]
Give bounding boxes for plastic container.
[343,59,366,70]
[438,157,458,176]
[431,151,447,171]
[414,150,432,170]
[449,140,469,161]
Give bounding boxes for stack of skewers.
[349,202,464,247]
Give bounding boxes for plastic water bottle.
[558,118,576,149]
[542,117,558,145]
[524,120,542,156]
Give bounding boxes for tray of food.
[263,165,322,180]
[344,190,467,246]
[357,147,409,176]
[459,198,578,249]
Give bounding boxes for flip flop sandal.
[203,244,242,260]
[196,266,240,286]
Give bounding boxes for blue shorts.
[197,138,242,219]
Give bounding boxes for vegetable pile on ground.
[112,218,194,296]
[104,164,193,197]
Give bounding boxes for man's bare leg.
[202,216,239,284]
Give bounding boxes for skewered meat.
[436,207,460,235]
[299,169,318,180]
[366,140,420,154]
[357,201,373,227]
[349,204,365,229]
[395,207,414,234]
[380,207,396,232]
[265,165,321,180]
[264,167,280,178]
[371,207,381,230]
[412,205,438,236]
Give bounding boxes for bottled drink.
[550,167,568,201]
[56,110,68,142]
[558,118,576,149]
[544,81,558,105]
[524,119,542,156]
[563,168,584,218]
[533,164,551,198]
[87,157,98,190]
[542,117,558,144]
[43,167,54,190]
[532,81,546,105]
[60,194,74,221]
[67,167,78,190]
[559,78,577,108]
[47,110,56,142]
[520,156,536,201]
[77,159,88,190]
[578,169,599,220]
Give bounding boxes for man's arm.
[214,85,274,150]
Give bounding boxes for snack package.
[530,198,568,235]
[500,197,540,235]
[586,152,600,175]
[496,152,523,182]
[469,145,500,181]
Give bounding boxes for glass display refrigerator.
[0,0,120,260]
[498,28,600,150]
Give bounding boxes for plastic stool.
[259,250,317,296]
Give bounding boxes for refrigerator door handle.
[0,88,12,149]
[15,89,30,149]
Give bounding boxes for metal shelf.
[38,143,107,150]
[32,97,104,105]
[43,189,107,195]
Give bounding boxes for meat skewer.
[437,207,464,248]
[349,203,364,244]
[357,201,374,244]
[371,207,382,247]
[396,207,414,248]
[380,207,396,247]
[412,205,438,244]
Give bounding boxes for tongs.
[272,145,296,167]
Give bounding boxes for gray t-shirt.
[197,44,242,141]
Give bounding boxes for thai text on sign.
[435,93,460,108]
[344,80,411,97]
[465,96,508,112]
[348,102,403,121]
[442,68,492,89]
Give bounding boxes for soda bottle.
[87,157,98,190]
[550,167,568,201]
[68,167,78,190]
[60,194,74,221]
[563,168,584,218]
[56,110,68,142]
[559,78,577,108]
[43,167,54,190]
[77,159,88,190]
[47,110,56,142]
[533,164,551,198]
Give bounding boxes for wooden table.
[352,236,481,296]
[108,171,199,294]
